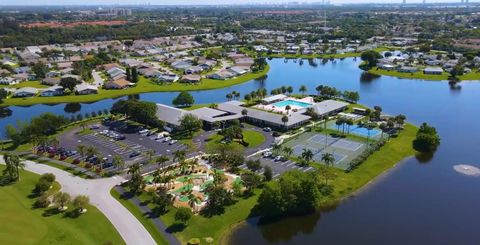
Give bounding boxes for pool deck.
[254,96,315,115]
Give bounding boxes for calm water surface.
[2,58,480,244]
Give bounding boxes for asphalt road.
[0,157,156,245]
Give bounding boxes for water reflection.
[258,212,321,243]
[64,103,82,114]
[360,71,381,83]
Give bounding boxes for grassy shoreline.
[264,47,391,59]
[368,67,480,81]
[1,66,269,106]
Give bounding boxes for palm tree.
[112,155,125,169]
[187,191,200,212]
[335,118,344,133]
[173,150,186,163]
[241,109,248,121]
[365,122,376,148]
[316,85,324,96]
[321,153,335,167]
[379,123,387,139]
[272,144,282,156]
[127,163,141,178]
[145,149,155,163]
[3,153,25,181]
[301,148,314,166]
[85,145,98,158]
[283,146,293,159]
[285,105,291,115]
[226,93,233,101]
[155,155,170,170]
[299,85,307,96]
[187,158,199,172]
[287,86,293,95]
[77,144,86,158]
[152,169,162,186]
[281,115,289,130]
[346,119,354,134]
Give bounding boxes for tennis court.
[283,131,367,169]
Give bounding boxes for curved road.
[0,157,156,245]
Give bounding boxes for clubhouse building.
[156,95,348,132]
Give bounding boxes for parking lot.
[241,155,314,179]
[60,121,191,171]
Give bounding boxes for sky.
[0,0,476,6]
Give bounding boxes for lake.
[2,58,480,244]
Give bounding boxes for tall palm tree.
[281,115,289,130]
[112,155,125,169]
[155,155,170,170]
[301,148,314,165]
[366,122,376,149]
[283,146,293,159]
[285,105,291,115]
[173,150,186,163]
[187,158,199,172]
[127,163,141,178]
[272,144,282,156]
[321,153,335,167]
[299,85,307,96]
[85,145,98,158]
[77,144,86,159]
[346,119,354,135]
[145,149,155,164]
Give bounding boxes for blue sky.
[0,0,474,6]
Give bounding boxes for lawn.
[205,129,265,152]
[0,80,48,89]
[368,67,480,81]
[326,123,417,200]
[1,66,270,106]
[111,187,259,245]
[0,165,124,245]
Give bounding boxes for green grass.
[0,165,124,245]
[368,67,480,81]
[0,80,48,89]
[205,129,265,152]
[326,123,417,200]
[242,130,266,148]
[111,187,259,245]
[1,66,270,106]
[265,47,391,59]
[110,189,169,245]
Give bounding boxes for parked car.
[263,151,272,158]
[274,155,284,162]
[169,139,178,145]
[138,129,149,135]
[263,127,272,132]
[129,151,141,158]
[163,137,172,143]
[90,124,100,129]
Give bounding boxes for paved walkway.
[0,157,156,245]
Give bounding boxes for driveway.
[92,70,105,87]
[0,157,156,245]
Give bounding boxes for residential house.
[0,77,17,85]
[156,73,179,83]
[423,67,444,75]
[41,85,64,97]
[181,75,201,83]
[42,77,61,86]
[104,79,131,89]
[75,84,98,95]
[13,87,38,97]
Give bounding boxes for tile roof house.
[104,79,131,89]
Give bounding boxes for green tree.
[112,155,125,169]
[301,148,314,166]
[172,91,194,107]
[360,50,382,68]
[321,153,335,167]
[241,171,262,194]
[179,114,203,137]
[73,195,90,214]
[2,153,25,181]
[299,85,307,95]
[175,207,192,225]
[413,123,441,152]
[127,163,143,194]
[59,77,79,92]
[263,165,273,181]
[245,159,262,172]
[53,192,71,211]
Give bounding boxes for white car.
[274,156,284,162]
[169,139,178,145]
[138,129,149,135]
[163,137,172,142]
[263,151,272,158]
[155,133,164,140]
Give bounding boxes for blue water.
[3,58,480,244]
[272,99,312,108]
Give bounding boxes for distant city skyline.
[0,0,478,6]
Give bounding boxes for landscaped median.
[0,66,270,106]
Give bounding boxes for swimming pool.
[272,100,312,108]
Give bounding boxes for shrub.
[188,238,200,245]
[34,193,51,208]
